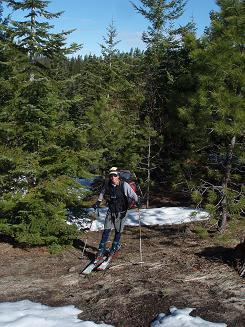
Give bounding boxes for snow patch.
[88,206,209,231]
[0,301,226,327]
[0,300,113,327]
[151,307,227,326]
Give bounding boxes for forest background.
[0,0,244,249]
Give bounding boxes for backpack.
[118,170,138,209]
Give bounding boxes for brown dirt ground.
[0,222,244,327]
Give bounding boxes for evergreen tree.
[63,55,104,125]
[180,0,244,231]
[99,19,124,100]
[0,0,96,247]
[82,22,145,173]
[3,0,79,65]
[132,0,196,191]
[131,0,186,46]
[100,19,120,67]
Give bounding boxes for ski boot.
[110,241,121,256]
[95,242,107,262]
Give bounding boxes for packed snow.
[0,300,113,327]
[0,301,227,327]
[67,206,209,231]
[152,307,227,326]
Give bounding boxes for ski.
[96,255,113,270]
[80,256,107,275]
[97,251,119,271]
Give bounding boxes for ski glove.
[93,201,101,210]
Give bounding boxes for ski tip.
[80,268,94,275]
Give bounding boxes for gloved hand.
[136,197,142,209]
[93,201,101,210]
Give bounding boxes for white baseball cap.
[109,167,119,175]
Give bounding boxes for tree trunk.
[146,136,151,209]
[218,135,236,231]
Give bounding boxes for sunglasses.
[110,173,118,177]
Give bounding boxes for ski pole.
[132,172,144,265]
[81,208,98,259]
[138,207,144,266]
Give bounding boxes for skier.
[93,167,139,259]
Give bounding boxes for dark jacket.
[98,181,138,213]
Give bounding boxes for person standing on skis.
[93,167,139,258]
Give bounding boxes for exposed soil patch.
[0,225,244,327]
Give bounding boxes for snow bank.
[89,206,209,231]
[151,307,227,327]
[0,301,227,327]
[0,300,113,327]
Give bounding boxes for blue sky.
[3,0,219,57]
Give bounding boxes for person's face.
[110,173,120,185]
